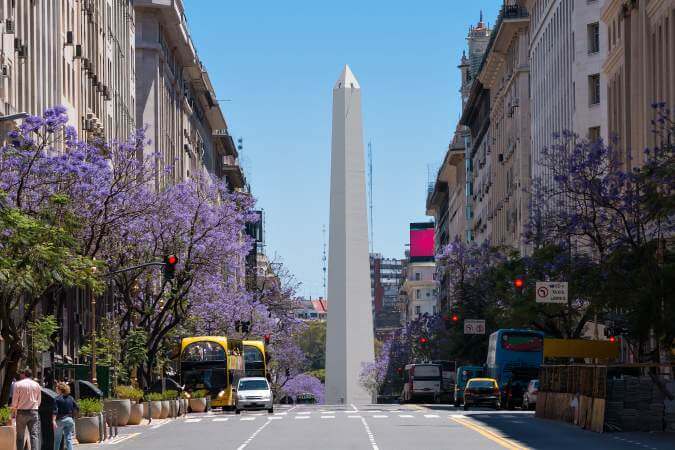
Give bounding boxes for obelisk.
[325,65,375,405]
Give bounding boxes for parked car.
[522,379,539,410]
[463,378,500,411]
[235,377,273,414]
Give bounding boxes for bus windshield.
[413,365,440,378]
[500,332,543,352]
[182,341,225,361]
[182,367,227,392]
[244,345,265,377]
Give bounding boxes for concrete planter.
[104,399,131,426]
[189,397,207,413]
[172,400,180,417]
[75,416,100,444]
[128,402,144,425]
[159,400,170,419]
[0,425,15,450]
[143,401,162,420]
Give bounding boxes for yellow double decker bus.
[180,336,268,409]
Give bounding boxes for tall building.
[325,65,374,405]
[370,253,404,330]
[460,2,531,252]
[602,0,674,169]
[525,0,608,186]
[399,223,439,323]
[0,0,136,140]
[134,0,245,190]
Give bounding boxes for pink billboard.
[410,223,434,261]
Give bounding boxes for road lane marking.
[268,416,283,420]
[350,403,359,412]
[297,411,311,415]
[185,418,202,423]
[236,417,273,450]
[240,417,256,421]
[359,417,379,450]
[424,414,440,418]
[295,416,310,420]
[321,415,335,419]
[348,415,362,418]
[398,414,414,418]
[450,416,528,450]
[212,418,229,422]
[372,415,388,418]
[274,412,287,415]
[106,433,140,445]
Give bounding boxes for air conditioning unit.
[1,64,9,78]
[17,45,27,59]
[5,19,14,34]
[83,119,94,131]
[74,44,82,58]
[65,31,74,45]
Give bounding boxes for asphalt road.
[88,404,675,450]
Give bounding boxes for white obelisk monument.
[325,65,375,405]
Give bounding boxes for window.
[587,22,600,53]
[433,306,437,314]
[588,126,601,142]
[416,289,421,299]
[588,74,600,105]
[414,272,421,281]
[415,305,421,315]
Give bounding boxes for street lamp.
[90,263,98,385]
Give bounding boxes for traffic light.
[263,334,271,345]
[285,368,290,377]
[451,314,459,323]
[609,336,616,343]
[163,255,178,281]
[513,277,525,292]
[419,337,428,345]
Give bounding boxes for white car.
[235,377,273,414]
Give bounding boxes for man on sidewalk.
[11,367,41,450]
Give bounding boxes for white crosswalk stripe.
[424,414,440,418]
[371,415,388,418]
[240,417,256,421]
[212,418,229,422]
[295,416,310,420]
[398,414,414,418]
[185,419,202,423]
[320,416,335,419]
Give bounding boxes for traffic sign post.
[464,319,486,335]
[535,282,568,304]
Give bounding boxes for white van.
[400,363,442,403]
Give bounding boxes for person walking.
[10,367,41,450]
[53,382,78,450]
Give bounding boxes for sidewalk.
[77,416,182,447]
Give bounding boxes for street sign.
[535,281,568,304]
[464,319,486,335]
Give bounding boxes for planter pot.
[144,401,162,420]
[159,400,169,419]
[180,399,187,414]
[104,399,131,427]
[75,416,100,444]
[128,402,144,425]
[172,400,180,417]
[189,397,207,413]
[0,425,15,450]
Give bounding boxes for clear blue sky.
[184,0,501,298]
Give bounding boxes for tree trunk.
[0,345,22,405]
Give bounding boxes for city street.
[88,404,675,450]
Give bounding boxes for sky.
[184,0,501,298]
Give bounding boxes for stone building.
[602,0,674,169]
[134,0,244,190]
[0,0,136,140]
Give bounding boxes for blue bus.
[486,329,544,409]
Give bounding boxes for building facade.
[602,0,674,169]
[134,0,244,190]
[370,253,404,330]
[0,0,135,140]
[400,260,439,323]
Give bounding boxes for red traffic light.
[514,278,524,289]
[419,337,428,344]
[451,314,459,322]
[263,334,271,345]
[166,255,178,265]
[609,336,616,343]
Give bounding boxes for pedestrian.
[10,367,41,450]
[53,381,79,450]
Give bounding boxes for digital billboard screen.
[409,222,434,262]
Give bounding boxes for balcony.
[213,129,238,157]
[221,155,246,189]
[476,4,529,82]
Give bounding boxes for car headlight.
[218,390,225,398]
